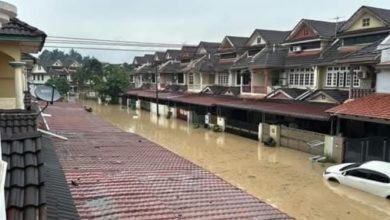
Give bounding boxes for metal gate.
[225,119,258,140]
[344,137,390,163]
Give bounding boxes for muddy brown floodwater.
[79,100,390,220]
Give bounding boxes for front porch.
[187,71,214,93]
[240,69,279,97]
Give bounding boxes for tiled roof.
[0,111,79,220]
[0,18,46,38]
[198,41,221,54]
[46,102,291,220]
[336,39,383,64]
[254,29,290,44]
[305,19,339,38]
[180,46,198,59]
[305,89,349,104]
[226,36,249,48]
[231,53,252,69]
[218,99,335,121]
[285,51,321,67]
[364,6,390,24]
[165,49,181,60]
[159,61,181,73]
[154,51,165,61]
[169,94,239,107]
[201,86,241,96]
[250,46,288,69]
[268,88,308,99]
[327,93,390,121]
[135,65,155,74]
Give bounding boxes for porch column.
[250,70,254,93]
[200,73,203,90]
[9,61,26,109]
[240,71,243,94]
[313,66,319,89]
[264,69,269,94]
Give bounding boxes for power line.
[45,40,181,48]
[47,35,184,47]
[44,46,165,52]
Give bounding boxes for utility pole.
[155,65,160,117]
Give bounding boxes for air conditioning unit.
[291,46,302,53]
[357,71,368,79]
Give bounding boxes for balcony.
[350,88,375,99]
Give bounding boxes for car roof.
[360,161,390,176]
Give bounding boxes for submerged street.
[80,99,390,220]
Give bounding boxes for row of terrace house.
[126,5,390,163]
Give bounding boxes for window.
[217,73,229,85]
[346,169,369,179]
[151,74,156,83]
[220,53,236,60]
[256,37,262,44]
[177,73,184,84]
[325,65,362,88]
[242,71,251,85]
[362,18,370,27]
[236,71,241,85]
[288,68,314,87]
[189,73,194,84]
[366,171,390,183]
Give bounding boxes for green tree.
[97,64,130,104]
[73,58,103,90]
[46,77,71,96]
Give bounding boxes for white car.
[323,160,390,199]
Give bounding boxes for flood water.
[79,100,390,220]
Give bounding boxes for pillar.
[240,72,243,94]
[264,69,269,94]
[9,61,26,109]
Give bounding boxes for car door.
[341,169,369,191]
[363,171,390,197]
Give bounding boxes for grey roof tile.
[0,18,46,38]
[253,29,290,44]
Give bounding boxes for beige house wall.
[0,42,22,108]
[347,12,385,32]
[0,52,16,98]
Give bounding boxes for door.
[341,169,369,192]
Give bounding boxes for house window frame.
[288,68,314,87]
[217,73,229,85]
[362,18,370,27]
[188,73,194,84]
[325,65,361,88]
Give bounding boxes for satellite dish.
[34,85,61,103]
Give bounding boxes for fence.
[344,137,390,163]
[280,126,326,154]
[225,119,258,140]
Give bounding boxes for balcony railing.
[241,85,266,94]
[350,88,375,99]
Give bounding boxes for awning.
[218,99,335,121]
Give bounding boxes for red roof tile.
[46,102,292,220]
[218,99,335,121]
[169,94,238,107]
[327,93,390,121]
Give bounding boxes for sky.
[6,0,390,63]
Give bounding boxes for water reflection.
[80,100,389,220]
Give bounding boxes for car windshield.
[340,163,361,171]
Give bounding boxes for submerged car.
[323,161,390,199]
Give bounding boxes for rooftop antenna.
[331,16,345,38]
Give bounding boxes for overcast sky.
[6,0,390,63]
